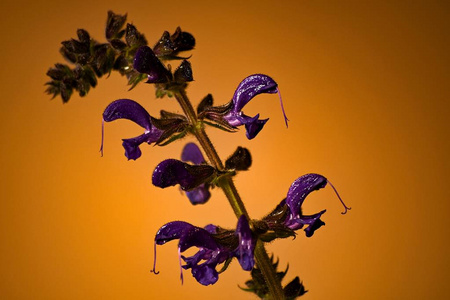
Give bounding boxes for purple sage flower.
[224,74,289,139]
[283,174,351,237]
[152,215,255,286]
[180,143,211,205]
[101,99,163,160]
[152,159,215,191]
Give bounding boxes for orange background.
[1,0,449,299]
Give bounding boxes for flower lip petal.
[103,99,152,130]
[243,114,269,140]
[185,184,211,205]
[181,143,205,165]
[122,134,148,160]
[191,263,219,286]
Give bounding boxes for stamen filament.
[178,247,184,284]
[277,89,289,128]
[327,180,351,214]
[151,241,159,274]
[100,118,105,156]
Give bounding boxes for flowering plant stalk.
[46,11,350,299]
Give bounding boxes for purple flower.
[283,174,351,237]
[152,159,215,191]
[264,174,351,237]
[152,215,255,286]
[101,99,163,160]
[180,143,211,204]
[223,74,288,139]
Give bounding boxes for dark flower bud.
[83,67,97,88]
[60,80,73,102]
[197,94,214,114]
[153,31,174,57]
[59,46,77,63]
[93,44,115,76]
[171,27,195,52]
[77,29,90,44]
[283,277,307,298]
[174,60,193,83]
[46,64,70,80]
[113,54,129,72]
[225,147,252,171]
[105,11,127,40]
[133,46,171,83]
[125,23,147,48]
[110,39,127,51]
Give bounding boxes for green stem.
[255,241,285,300]
[173,89,285,299]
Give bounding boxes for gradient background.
[1,0,449,299]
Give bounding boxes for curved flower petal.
[232,74,279,112]
[286,174,328,218]
[283,174,328,237]
[155,221,195,245]
[152,159,215,190]
[181,143,205,165]
[236,215,255,271]
[103,99,152,130]
[133,46,171,83]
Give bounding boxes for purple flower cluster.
[153,215,255,285]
